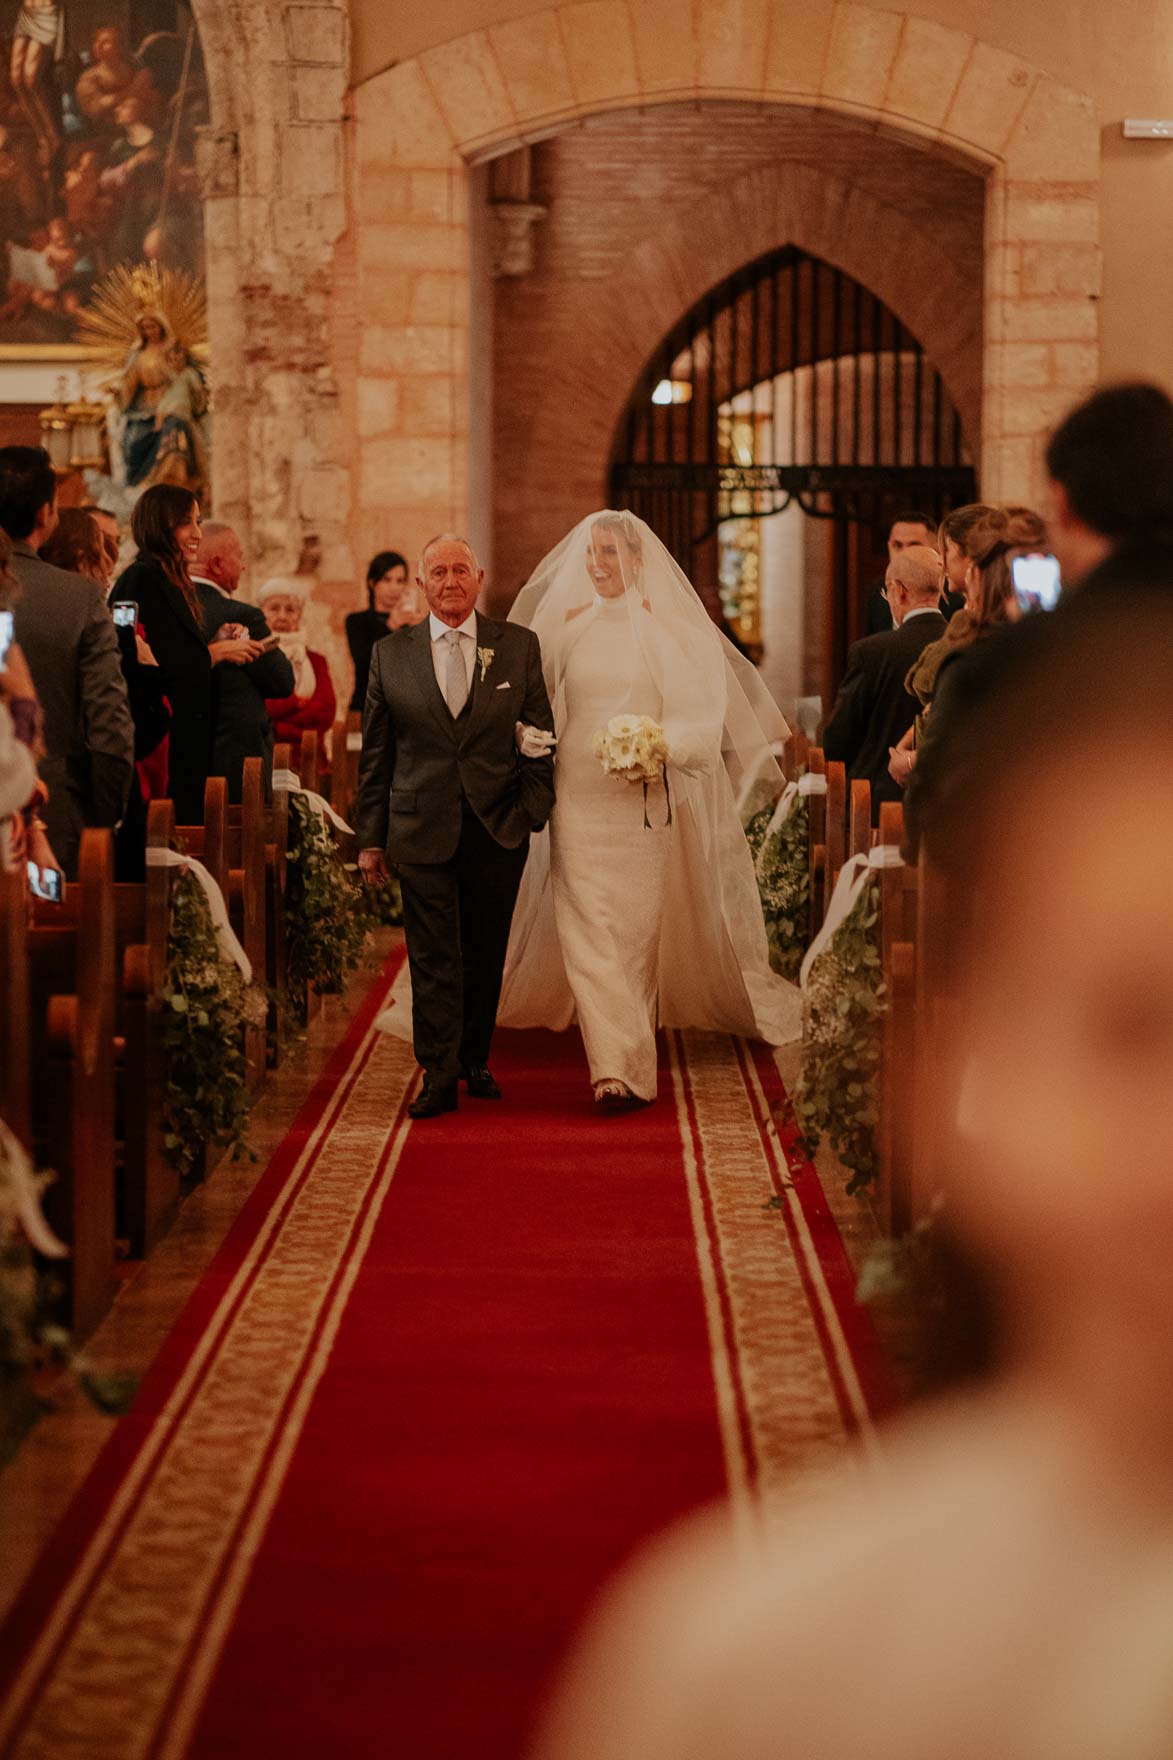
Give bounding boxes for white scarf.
[276,631,316,698]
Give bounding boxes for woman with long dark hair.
[345,549,424,711]
[110,484,260,824]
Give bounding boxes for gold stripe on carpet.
[1,1026,419,1760]
[670,1031,850,1516]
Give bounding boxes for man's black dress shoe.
[408,1079,458,1119]
[461,1065,502,1101]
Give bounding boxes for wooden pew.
[224,757,268,1090]
[330,710,362,828]
[782,727,809,784]
[875,800,920,1237]
[806,746,827,936]
[113,799,176,1255]
[268,742,292,1053]
[0,860,30,1148]
[174,774,227,893]
[825,760,847,895]
[849,780,872,860]
[27,831,117,1341]
[300,728,321,796]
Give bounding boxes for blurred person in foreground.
[258,577,336,775]
[189,522,293,800]
[535,590,1173,1760]
[1043,381,1173,594]
[823,544,944,820]
[0,446,133,878]
[346,549,426,712]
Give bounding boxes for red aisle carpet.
[0,952,892,1760]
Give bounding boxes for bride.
[499,511,801,1108]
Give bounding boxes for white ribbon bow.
[145,847,252,981]
[272,769,354,836]
[0,1115,68,1259]
[799,844,903,990]
[753,770,827,881]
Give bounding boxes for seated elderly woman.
[259,577,337,774]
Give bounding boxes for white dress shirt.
[429,609,477,696]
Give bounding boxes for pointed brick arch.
[349,1,1101,579]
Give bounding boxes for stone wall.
[344,0,1102,611]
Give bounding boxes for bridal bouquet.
[593,715,672,828]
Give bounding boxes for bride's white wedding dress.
[499,512,802,1100]
[548,595,673,1098]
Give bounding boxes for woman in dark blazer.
[111,484,260,825]
[345,549,418,712]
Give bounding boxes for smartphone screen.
[0,608,13,669]
[111,601,138,628]
[1012,553,1062,614]
[28,861,64,904]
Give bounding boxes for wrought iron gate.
[609,246,977,672]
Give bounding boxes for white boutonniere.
[477,646,495,683]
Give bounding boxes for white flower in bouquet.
[593,713,670,785]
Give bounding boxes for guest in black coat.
[111,485,263,825]
[825,545,946,819]
[1,447,135,876]
[190,522,293,800]
[345,549,425,711]
[864,509,965,635]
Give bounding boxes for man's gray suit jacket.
[10,540,134,876]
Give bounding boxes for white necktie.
[443,629,469,718]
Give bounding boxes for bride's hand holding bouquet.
[593,714,672,826]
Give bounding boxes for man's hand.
[359,847,393,887]
[888,745,916,785]
[209,636,266,667]
[515,721,557,759]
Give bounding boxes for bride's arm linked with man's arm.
[513,625,557,829]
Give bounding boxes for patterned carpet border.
[0,949,410,1758]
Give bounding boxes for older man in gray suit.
[1,447,134,877]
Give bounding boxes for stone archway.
[347,0,1100,583]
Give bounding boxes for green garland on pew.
[161,871,259,1178]
[744,795,810,982]
[793,875,888,1195]
[361,871,404,928]
[285,796,370,1023]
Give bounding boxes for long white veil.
[499,510,802,1045]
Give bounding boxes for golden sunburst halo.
[75,263,208,372]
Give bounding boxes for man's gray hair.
[418,533,479,577]
[887,545,940,603]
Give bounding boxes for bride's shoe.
[594,1079,642,1112]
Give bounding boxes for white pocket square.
[496,680,511,689]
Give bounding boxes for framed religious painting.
[0,0,206,357]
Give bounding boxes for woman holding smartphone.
[111,486,262,826]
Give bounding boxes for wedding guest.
[1043,381,1173,595]
[0,445,133,878]
[110,487,261,824]
[40,505,170,878]
[190,522,293,800]
[863,510,944,635]
[39,505,109,583]
[903,506,1046,850]
[823,545,945,819]
[78,503,122,583]
[257,577,336,774]
[535,591,1173,1760]
[345,550,425,711]
[0,532,50,883]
